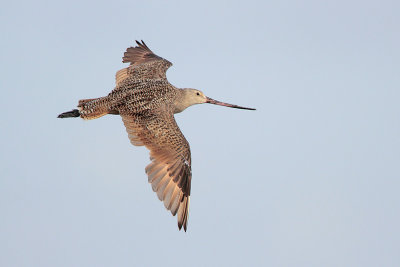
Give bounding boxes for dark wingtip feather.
[178,222,187,232]
[141,40,149,49]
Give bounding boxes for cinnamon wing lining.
[116,40,172,84]
[121,111,191,231]
[115,68,129,87]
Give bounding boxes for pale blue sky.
[1,0,399,266]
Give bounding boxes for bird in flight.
[58,41,255,231]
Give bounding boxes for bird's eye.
[196,92,200,96]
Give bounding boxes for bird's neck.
[173,89,195,114]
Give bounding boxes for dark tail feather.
[58,109,80,118]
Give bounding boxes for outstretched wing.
[115,40,172,86]
[121,110,191,231]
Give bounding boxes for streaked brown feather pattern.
[73,40,192,231]
[120,111,191,231]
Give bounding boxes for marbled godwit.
[58,41,255,231]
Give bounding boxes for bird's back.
[106,77,178,115]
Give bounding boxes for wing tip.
[177,196,190,232]
[121,40,155,64]
[178,221,187,232]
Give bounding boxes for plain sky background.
[1,0,399,266]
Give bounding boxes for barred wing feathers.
[121,110,191,231]
[116,40,172,85]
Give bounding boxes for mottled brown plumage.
[58,40,255,231]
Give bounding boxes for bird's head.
[182,88,256,111]
[183,88,208,105]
